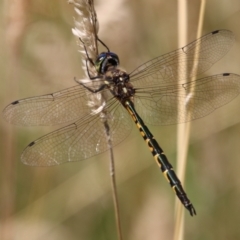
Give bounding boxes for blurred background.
[1,0,240,239]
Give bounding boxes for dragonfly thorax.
[105,68,135,102]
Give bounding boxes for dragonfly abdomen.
[124,100,196,216]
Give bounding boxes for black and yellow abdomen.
[124,100,196,216]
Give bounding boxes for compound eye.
[95,52,120,74]
[107,52,119,67]
[109,53,119,65]
[97,52,107,62]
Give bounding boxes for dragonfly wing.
[130,30,234,87]
[134,73,240,125]
[21,98,132,166]
[3,83,111,126]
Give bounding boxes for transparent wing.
[3,82,111,126]
[21,98,132,166]
[130,30,234,87]
[134,73,240,125]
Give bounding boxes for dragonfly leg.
[75,77,106,93]
[79,38,100,80]
[97,37,110,52]
[79,38,95,66]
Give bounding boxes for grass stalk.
[174,1,206,240]
[69,1,122,239]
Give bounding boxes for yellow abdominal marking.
[163,170,170,182]
[141,132,146,138]
[126,107,137,122]
[154,154,161,167]
[136,122,142,129]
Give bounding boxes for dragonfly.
[3,29,240,216]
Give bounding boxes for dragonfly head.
[95,52,120,74]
